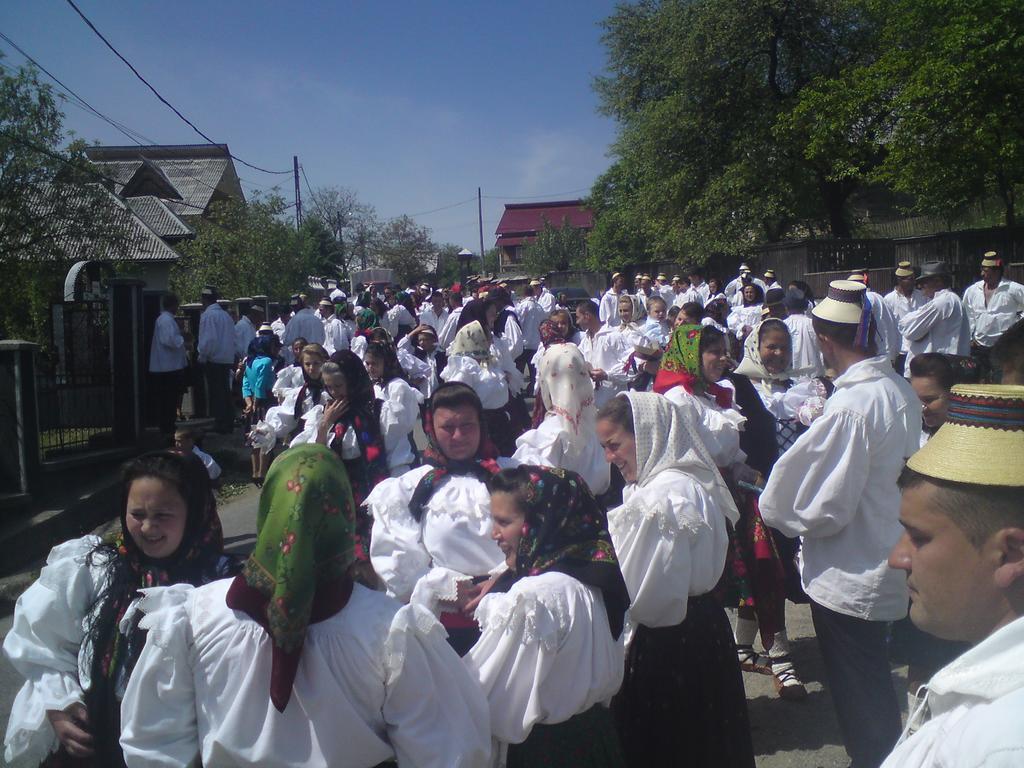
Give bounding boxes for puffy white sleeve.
[119,586,200,768]
[262,389,300,439]
[378,380,424,454]
[501,316,525,360]
[664,388,747,467]
[512,421,611,496]
[760,408,871,538]
[465,575,623,746]
[440,357,509,409]
[607,484,722,628]
[3,537,105,766]
[367,473,432,603]
[351,335,368,360]
[381,605,492,768]
[272,366,303,400]
[288,403,324,448]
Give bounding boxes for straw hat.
[895,261,915,278]
[764,269,776,279]
[981,250,1003,268]
[907,384,1024,487]
[633,337,663,361]
[657,273,668,281]
[529,279,541,287]
[258,323,275,335]
[812,280,869,325]
[847,273,868,283]
[611,272,622,280]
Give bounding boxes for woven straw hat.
[812,280,868,324]
[907,384,1024,486]
[895,261,915,278]
[981,250,1003,268]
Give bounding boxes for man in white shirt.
[283,295,326,354]
[881,384,1024,768]
[898,262,971,375]
[654,273,675,303]
[418,290,449,333]
[148,293,188,436]
[761,279,921,768]
[763,268,782,291]
[962,251,1024,379]
[574,299,633,409]
[197,286,237,434]
[536,279,556,313]
[516,284,548,387]
[883,263,926,375]
[670,275,700,309]
[687,265,712,305]
[233,303,262,361]
[270,305,290,345]
[318,298,351,356]
[598,272,627,327]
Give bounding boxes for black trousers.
[810,601,902,768]
[202,362,234,432]
[149,369,183,435]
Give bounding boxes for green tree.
[0,57,126,343]
[793,0,1024,226]
[375,215,437,285]
[170,193,318,303]
[589,0,880,268]
[520,219,588,274]
[305,186,381,278]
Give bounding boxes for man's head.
[916,262,951,299]
[811,280,877,372]
[687,265,705,285]
[890,384,1024,644]
[611,272,625,292]
[429,291,445,313]
[575,299,601,334]
[981,251,1004,289]
[640,275,652,293]
[318,298,334,318]
[162,293,180,313]
[200,286,218,307]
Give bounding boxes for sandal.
[770,656,808,700]
[736,644,771,674]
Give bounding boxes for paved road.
[0,484,906,767]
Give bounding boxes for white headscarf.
[450,320,494,367]
[617,293,647,331]
[733,319,793,382]
[623,391,738,523]
[539,344,596,457]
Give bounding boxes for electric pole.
[293,155,302,229]
[478,187,485,274]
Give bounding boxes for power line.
[406,197,477,217]
[0,34,298,204]
[63,0,291,175]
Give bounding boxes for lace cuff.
[3,671,83,765]
[410,568,472,616]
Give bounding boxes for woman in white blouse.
[366,382,511,655]
[465,465,629,767]
[119,445,491,768]
[4,451,235,766]
[512,343,610,495]
[363,340,424,477]
[596,392,755,768]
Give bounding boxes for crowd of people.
[5,253,1024,767]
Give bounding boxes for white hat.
[329,289,347,302]
[812,280,869,324]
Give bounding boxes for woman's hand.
[47,703,94,758]
[462,575,499,616]
[323,397,349,423]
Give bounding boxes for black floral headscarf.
[490,466,630,640]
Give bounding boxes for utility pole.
[293,155,302,229]
[478,187,485,274]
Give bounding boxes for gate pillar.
[109,279,145,446]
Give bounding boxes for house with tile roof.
[494,199,594,272]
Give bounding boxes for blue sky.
[1,0,621,251]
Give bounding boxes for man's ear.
[992,527,1024,590]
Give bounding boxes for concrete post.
[0,341,41,505]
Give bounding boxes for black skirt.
[613,593,756,768]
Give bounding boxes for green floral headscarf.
[229,444,355,710]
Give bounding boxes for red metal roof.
[494,200,594,237]
[496,235,531,248]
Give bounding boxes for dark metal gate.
[35,301,116,460]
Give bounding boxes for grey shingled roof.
[85,145,245,217]
[126,195,194,240]
[22,184,182,263]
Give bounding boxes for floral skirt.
[507,704,625,768]
[723,489,787,648]
[613,594,755,768]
